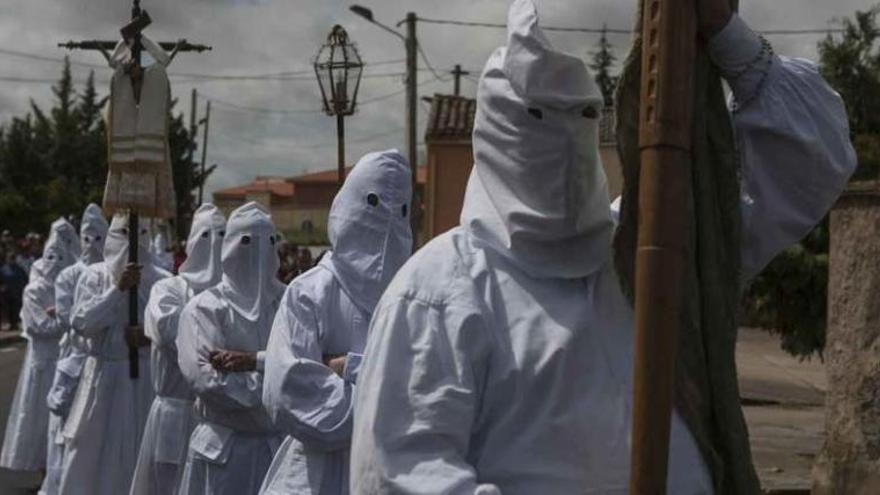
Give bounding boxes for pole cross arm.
[58,39,212,53]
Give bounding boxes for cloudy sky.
[0,0,874,195]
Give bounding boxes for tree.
[589,25,618,108]
[744,6,880,359]
[0,60,213,238]
[168,100,215,240]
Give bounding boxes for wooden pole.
[336,113,346,188]
[199,100,211,204]
[405,12,418,250]
[629,0,697,492]
[127,0,143,380]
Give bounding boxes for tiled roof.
[214,176,295,200]
[290,165,427,185]
[425,94,477,141]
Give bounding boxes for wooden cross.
[58,0,211,379]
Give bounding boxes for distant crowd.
[0,227,323,332]
[0,230,43,332]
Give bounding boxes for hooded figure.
[150,231,175,273]
[59,214,167,495]
[259,150,412,495]
[130,204,226,495]
[41,204,109,495]
[177,201,286,495]
[0,218,77,472]
[350,1,856,493]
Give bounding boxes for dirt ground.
[737,328,827,494]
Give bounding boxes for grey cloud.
[1,0,875,196]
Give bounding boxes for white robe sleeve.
[351,295,501,495]
[54,266,77,328]
[21,283,62,339]
[177,301,263,410]
[262,284,354,452]
[144,279,184,347]
[708,15,858,280]
[70,270,126,339]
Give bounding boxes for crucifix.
[59,0,211,379]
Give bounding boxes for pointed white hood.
[79,203,109,265]
[40,218,78,281]
[325,149,413,313]
[46,217,80,268]
[219,202,284,321]
[179,203,226,292]
[460,0,613,279]
[104,213,153,282]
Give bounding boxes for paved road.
[0,329,827,494]
[0,342,43,495]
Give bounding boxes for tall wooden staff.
[629,0,697,492]
[59,0,210,378]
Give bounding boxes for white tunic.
[41,262,90,495]
[259,260,368,495]
[130,277,197,495]
[350,8,856,495]
[0,272,63,471]
[58,262,163,495]
[177,286,284,495]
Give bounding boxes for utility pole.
[450,64,470,96]
[198,100,211,205]
[186,88,198,235]
[405,12,419,247]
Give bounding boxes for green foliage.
[818,5,880,181]
[0,59,212,237]
[589,25,618,108]
[744,6,880,360]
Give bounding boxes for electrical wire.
[416,42,451,82]
[416,16,845,35]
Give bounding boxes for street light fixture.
[314,25,364,186]
[350,4,419,249]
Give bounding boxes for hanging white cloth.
[58,214,166,495]
[260,150,412,495]
[130,204,226,495]
[104,35,176,219]
[177,202,285,495]
[350,2,856,494]
[0,219,77,471]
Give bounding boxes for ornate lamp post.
[314,25,364,186]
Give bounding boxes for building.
[213,167,427,245]
[423,93,623,239]
[214,93,622,247]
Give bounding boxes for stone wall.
[813,189,880,493]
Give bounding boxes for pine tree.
[168,100,216,240]
[589,25,617,108]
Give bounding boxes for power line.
[416,16,845,35]
[201,76,443,116]
[416,42,451,82]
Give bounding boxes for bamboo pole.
[629,0,697,492]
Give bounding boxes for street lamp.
[350,4,419,249]
[314,25,364,186]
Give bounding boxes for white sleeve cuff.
[708,14,775,102]
[256,351,266,372]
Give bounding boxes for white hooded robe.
[58,214,166,495]
[1,218,78,471]
[41,203,108,495]
[130,204,226,495]
[350,2,856,494]
[259,149,413,495]
[177,201,286,495]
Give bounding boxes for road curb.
[0,333,25,349]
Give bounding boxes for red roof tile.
[425,94,477,141]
